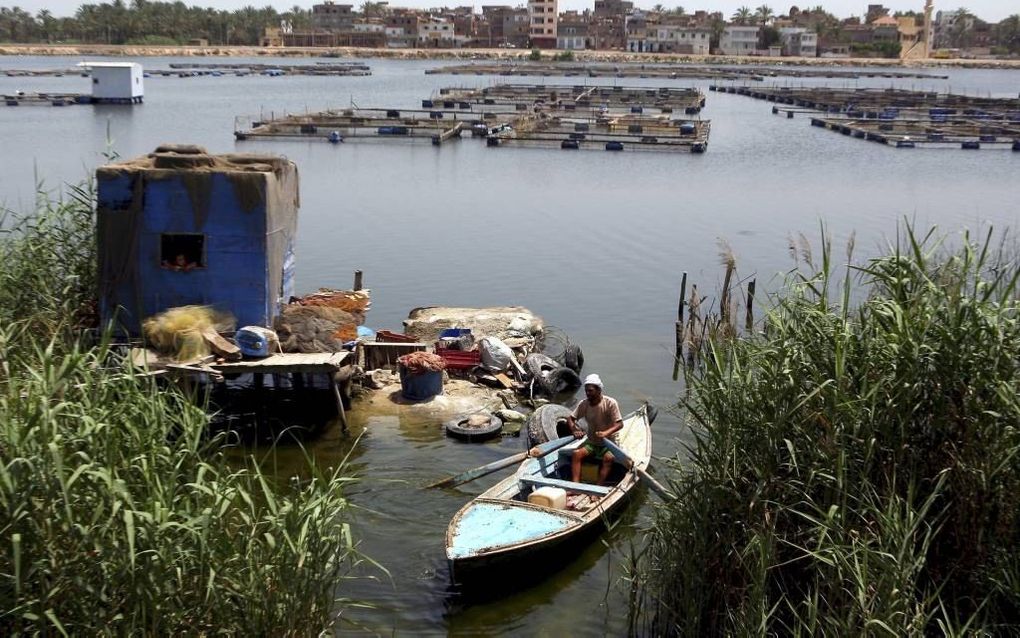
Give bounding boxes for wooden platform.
[211,351,351,374]
[131,348,354,429]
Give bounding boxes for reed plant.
[0,188,363,633]
[630,225,1020,635]
[0,183,97,352]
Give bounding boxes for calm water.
[2,56,1019,634]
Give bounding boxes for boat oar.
[426,435,576,490]
[602,437,675,501]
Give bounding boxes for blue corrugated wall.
[98,171,286,334]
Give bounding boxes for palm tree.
[37,9,54,42]
[996,14,1020,53]
[755,4,774,27]
[951,7,972,48]
[732,6,753,25]
[360,1,385,19]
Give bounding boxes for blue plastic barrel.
[400,366,443,401]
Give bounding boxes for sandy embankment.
[2,43,1019,70]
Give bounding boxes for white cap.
[583,373,603,389]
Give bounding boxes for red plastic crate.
[435,346,481,371]
[377,329,416,343]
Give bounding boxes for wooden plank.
[201,327,241,360]
[519,476,611,497]
[361,342,427,370]
[494,372,514,389]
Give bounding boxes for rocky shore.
[2,43,1019,70]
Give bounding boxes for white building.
[778,27,817,57]
[655,25,711,54]
[719,25,759,55]
[627,22,710,54]
[556,17,588,50]
[78,61,144,104]
[418,19,456,46]
[528,0,557,47]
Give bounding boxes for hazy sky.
[14,0,1016,24]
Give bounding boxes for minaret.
[923,0,934,58]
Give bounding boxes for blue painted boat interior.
[449,501,575,559]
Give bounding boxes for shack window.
[160,234,205,271]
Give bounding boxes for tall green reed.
[0,186,364,634]
[630,225,1020,635]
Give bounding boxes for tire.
[525,353,559,380]
[526,404,571,446]
[542,366,581,395]
[562,344,584,373]
[445,414,503,442]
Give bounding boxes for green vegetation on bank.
[0,187,363,634]
[630,227,1020,634]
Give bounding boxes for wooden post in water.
[745,279,756,334]
[353,269,363,291]
[672,272,687,381]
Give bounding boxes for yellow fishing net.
[142,305,236,361]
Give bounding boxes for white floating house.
[77,61,144,104]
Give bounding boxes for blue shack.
[97,145,299,335]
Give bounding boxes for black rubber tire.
[562,344,584,373]
[445,415,503,442]
[525,404,571,446]
[525,353,559,380]
[542,366,581,395]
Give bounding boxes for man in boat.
[566,373,624,486]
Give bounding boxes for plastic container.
[528,486,567,509]
[435,348,481,371]
[399,365,443,401]
[236,326,278,358]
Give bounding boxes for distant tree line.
[0,1,312,45]
[0,1,1017,53]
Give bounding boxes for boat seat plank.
[519,476,611,496]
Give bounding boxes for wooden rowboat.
[445,404,652,580]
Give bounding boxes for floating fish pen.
[486,114,710,153]
[166,62,372,77]
[712,85,1018,118]
[234,107,495,145]
[3,68,89,77]
[809,116,1020,150]
[709,85,1020,151]
[426,62,945,81]
[2,92,90,106]
[435,84,706,115]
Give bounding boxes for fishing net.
[142,305,236,361]
[290,288,370,322]
[538,325,572,362]
[274,305,358,353]
[397,351,446,374]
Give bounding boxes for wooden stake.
[745,279,756,334]
[353,269,363,291]
[332,378,348,432]
[672,272,687,381]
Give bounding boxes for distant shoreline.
[2,43,1019,70]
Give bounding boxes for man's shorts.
[581,440,613,459]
